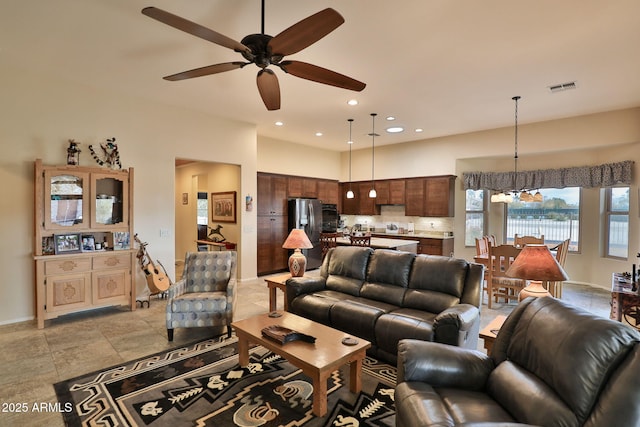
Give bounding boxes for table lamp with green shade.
[506,244,569,300]
[282,229,313,277]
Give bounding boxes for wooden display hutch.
[33,159,135,328]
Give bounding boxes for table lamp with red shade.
[506,244,569,300]
[282,229,313,277]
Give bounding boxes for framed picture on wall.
[211,191,237,223]
[54,233,82,255]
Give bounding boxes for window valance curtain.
[463,160,634,191]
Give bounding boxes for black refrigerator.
[288,198,323,270]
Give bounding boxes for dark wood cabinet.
[419,237,454,256]
[405,176,455,217]
[357,181,380,215]
[389,179,406,205]
[257,173,287,216]
[302,178,318,198]
[405,177,426,216]
[374,180,390,205]
[340,182,358,214]
[425,176,455,217]
[257,215,288,274]
[317,180,339,205]
[287,176,303,198]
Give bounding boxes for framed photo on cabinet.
[211,191,237,223]
[81,235,96,252]
[54,233,82,255]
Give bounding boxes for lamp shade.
[282,229,313,250]
[506,244,569,282]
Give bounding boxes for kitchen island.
[336,236,420,253]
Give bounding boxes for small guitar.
[134,234,170,294]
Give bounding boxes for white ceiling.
[3,0,640,152]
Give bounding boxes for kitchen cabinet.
[340,182,358,215]
[34,159,135,328]
[405,176,455,217]
[357,182,380,215]
[375,179,405,205]
[317,179,339,205]
[257,215,288,275]
[257,173,288,216]
[302,178,318,198]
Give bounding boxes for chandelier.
[491,96,543,203]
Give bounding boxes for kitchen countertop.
[336,236,420,250]
[370,231,454,239]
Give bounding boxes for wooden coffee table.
[232,311,371,417]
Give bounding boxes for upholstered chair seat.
[166,251,237,341]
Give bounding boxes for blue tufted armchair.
[166,251,237,341]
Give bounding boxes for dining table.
[473,242,559,267]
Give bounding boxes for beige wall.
[0,63,257,325]
[257,136,341,178]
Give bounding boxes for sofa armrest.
[286,276,327,306]
[168,278,187,300]
[397,339,493,391]
[433,304,480,347]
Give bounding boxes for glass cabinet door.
[91,173,129,229]
[44,171,90,230]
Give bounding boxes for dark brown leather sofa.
[395,297,640,427]
[286,246,483,364]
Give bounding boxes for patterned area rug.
[54,336,396,426]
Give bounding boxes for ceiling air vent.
[548,81,577,93]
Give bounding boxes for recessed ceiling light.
[415,128,424,133]
[315,132,323,137]
[275,121,284,126]
[347,139,354,144]
[347,99,358,106]
[386,126,404,133]
[386,116,395,121]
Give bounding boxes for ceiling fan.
[142,1,366,110]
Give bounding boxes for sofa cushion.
[375,309,437,356]
[330,299,391,344]
[360,250,415,306]
[408,255,467,296]
[325,246,373,296]
[288,290,350,325]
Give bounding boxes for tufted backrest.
[324,246,373,296]
[182,251,236,292]
[361,250,416,306]
[489,297,640,426]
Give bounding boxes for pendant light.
[368,113,377,198]
[346,119,355,199]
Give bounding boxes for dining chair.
[514,234,545,247]
[486,234,497,247]
[486,244,525,309]
[475,237,489,257]
[349,234,371,247]
[319,232,338,259]
[546,238,570,298]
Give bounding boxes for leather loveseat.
[286,246,483,364]
[395,297,640,427]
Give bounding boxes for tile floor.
[0,271,614,427]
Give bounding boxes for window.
[465,189,485,246]
[505,187,580,251]
[197,192,208,225]
[605,187,629,259]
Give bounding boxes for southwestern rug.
[54,336,396,426]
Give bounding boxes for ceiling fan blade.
[142,7,250,53]
[268,8,344,56]
[163,62,247,81]
[279,61,366,92]
[257,69,281,111]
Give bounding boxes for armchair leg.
[167,328,174,341]
[226,325,232,338]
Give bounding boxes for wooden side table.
[264,273,292,312]
[479,315,507,353]
[611,273,640,329]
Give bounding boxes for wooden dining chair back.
[349,234,371,247]
[319,232,338,258]
[546,239,570,298]
[486,234,497,247]
[487,244,525,309]
[514,234,545,247]
[475,237,489,256]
